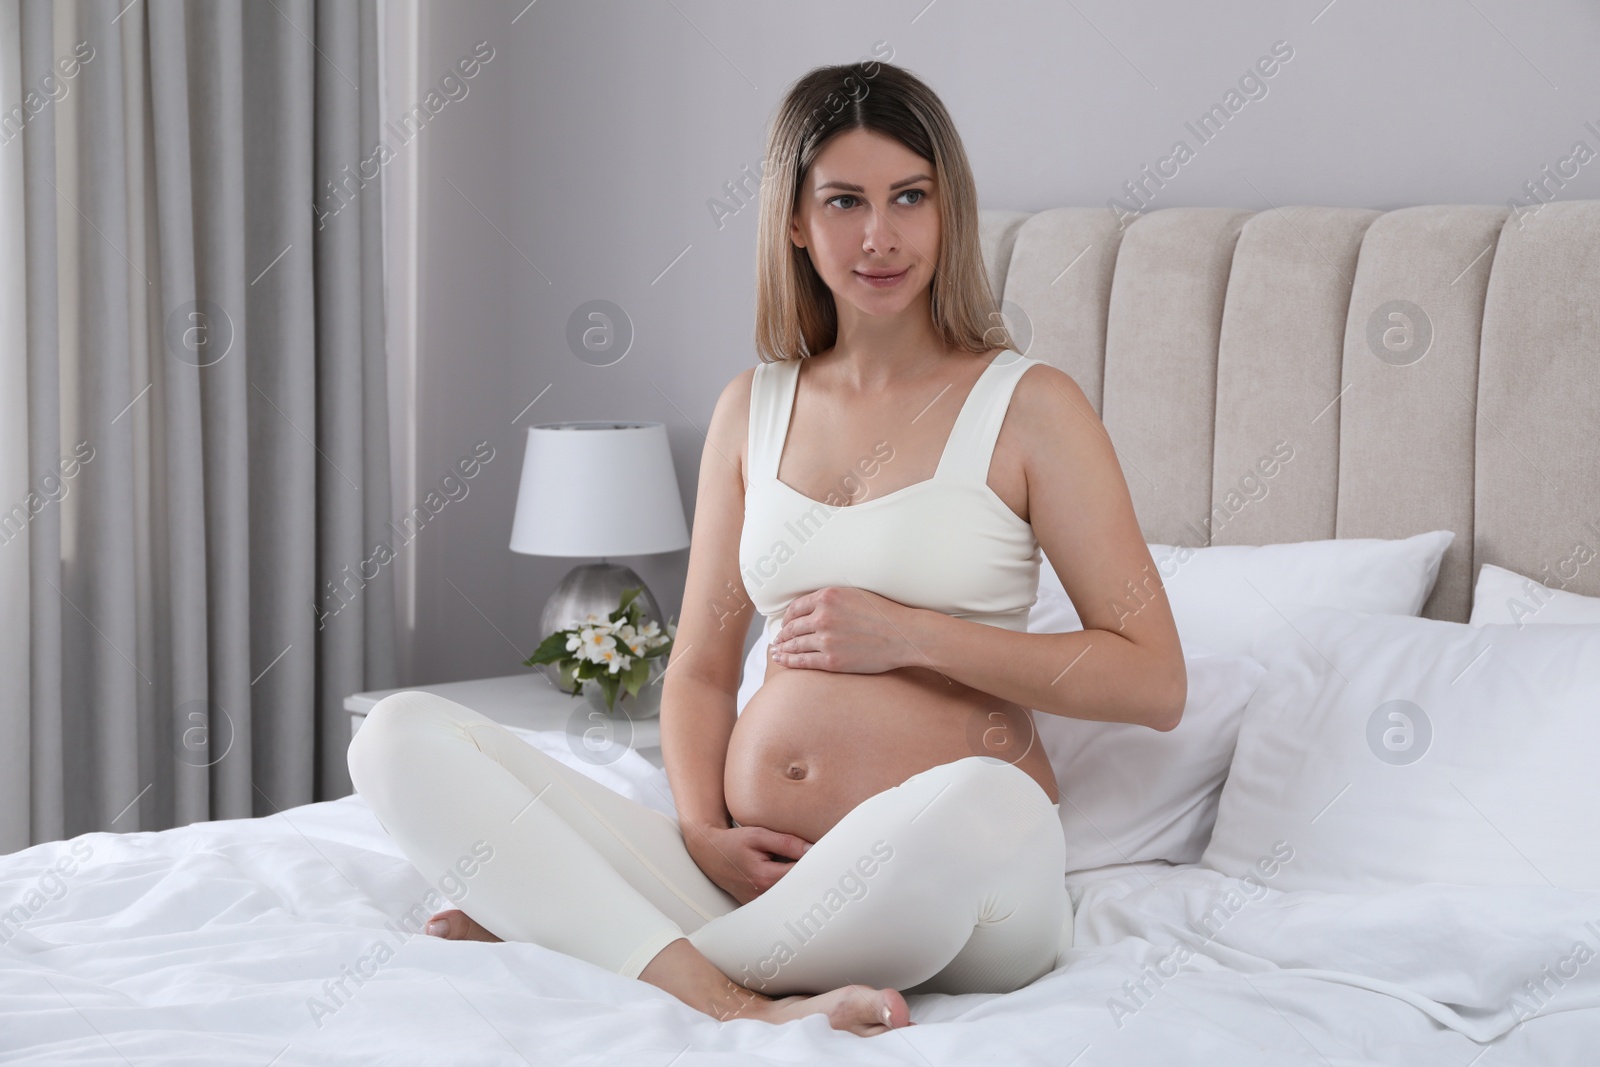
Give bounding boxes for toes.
[426,909,474,939]
[424,909,502,942]
[839,985,913,1034]
[864,991,915,1030]
[424,910,458,937]
[876,988,913,1030]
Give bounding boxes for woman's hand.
[684,822,813,905]
[767,586,916,675]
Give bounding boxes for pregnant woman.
[348,60,1185,1037]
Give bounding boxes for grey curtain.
[0,0,397,853]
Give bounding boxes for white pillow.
[1202,607,1600,893]
[1038,651,1266,870]
[1031,530,1455,656]
[1469,562,1600,626]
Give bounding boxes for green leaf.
[609,586,642,625]
[597,671,621,711]
[524,628,577,666]
[621,656,649,697]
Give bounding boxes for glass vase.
[579,661,665,720]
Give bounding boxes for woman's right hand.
[685,822,813,905]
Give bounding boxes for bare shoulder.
[715,364,757,419]
[1010,358,1089,416]
[1006,359,1105,458]
[706,366,758,491]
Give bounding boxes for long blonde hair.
[753,61,1011,365]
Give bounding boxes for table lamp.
[510,421,691,686]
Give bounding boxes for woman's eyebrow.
[815,173,934,193]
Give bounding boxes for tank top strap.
[935,352,1041,484]
[747,357,801,484]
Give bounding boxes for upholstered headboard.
[978,203,1600,623]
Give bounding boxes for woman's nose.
[861,204,899,254]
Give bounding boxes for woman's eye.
[825,189,927,210]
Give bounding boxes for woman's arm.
[903,363,1185,728]
[659,675,737,831]
[766,586,1182,730]
[892,610,1184,729]
[656,370,813,904]
[659,370,755,834]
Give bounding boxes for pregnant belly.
[724,659,1061,844]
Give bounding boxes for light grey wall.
[402,0,1600,686]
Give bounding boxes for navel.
[784,761,808,781]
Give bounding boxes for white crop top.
[739,352,1045,644]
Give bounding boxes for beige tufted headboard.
[978,203,1600,624]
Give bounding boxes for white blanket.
[3,727,1597,1065]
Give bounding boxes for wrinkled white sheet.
[3,727,1597,1066]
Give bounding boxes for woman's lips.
[855,267,908,288]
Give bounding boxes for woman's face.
[789,127,940,320]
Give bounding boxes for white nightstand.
[346,672,664,770]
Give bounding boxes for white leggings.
[346,690,1071,997]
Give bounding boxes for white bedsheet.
[3,727,1597,1065]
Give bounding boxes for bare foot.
[737,984,915,1035]
[638,938,914,1036]
[422,920,918,1034]
[423,908,501,942]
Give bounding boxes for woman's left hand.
[767,586,917,675]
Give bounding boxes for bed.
[5,200,1599,1065]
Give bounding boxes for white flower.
[578,626,617,664]
[610,622,645,655]
[597,646,631,674]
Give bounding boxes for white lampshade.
[509,421,690,558]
